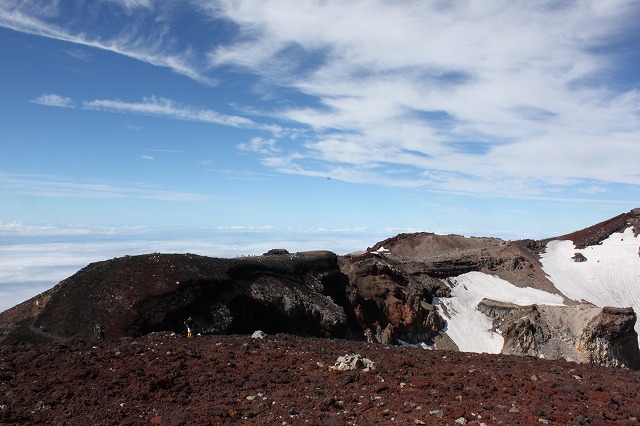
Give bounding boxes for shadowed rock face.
[0,248,459,347]
[0,251,353,343]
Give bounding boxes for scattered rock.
[251,330,267,339]
[571,252,588,262]
[2,333,640,424]
[330,353,375,372]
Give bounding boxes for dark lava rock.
[0,251,353,343]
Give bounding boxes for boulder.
[571,253,587,262]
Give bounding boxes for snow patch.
[434,272,564,354]
[541,226,640,336]
[370,246,390,254]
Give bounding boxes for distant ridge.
[542,208,640,249]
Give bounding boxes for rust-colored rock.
[2,332,640,425]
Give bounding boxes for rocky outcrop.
[578,307,640,369]
[338,253,449,345]
[0,244,456,349]
[571,252,588,262]
[0,251,353,343]
[478,299,640,369]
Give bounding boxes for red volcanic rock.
[2,332,640,425]
[338,253,450,346]
[545,209,640,249]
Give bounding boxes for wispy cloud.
[0,172,209,202]
[0,0,213,84]
[33,93,290,135]
[83,96,256,128]
[237,137,280,155]
[6,0,640,202]
[205,0,640,198]
[0,223,92,237]
[105,0,153,11]
[32,94,74,108]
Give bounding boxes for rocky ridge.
[1,209,639,371]
[0,251,351,344]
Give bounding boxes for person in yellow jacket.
[184,316,195,338]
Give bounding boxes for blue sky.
[1,0,640,310]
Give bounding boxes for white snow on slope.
[541,226,640,336]
[434,272,564,353]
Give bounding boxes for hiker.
[184,316,195,338]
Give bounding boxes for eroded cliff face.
[338,252,451,346]
[0,251,353,343]
[577,307,640,369]
[478,299,640,369]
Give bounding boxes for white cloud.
[0,172,209,202]
[578,185,609,195]
[32,92,269,130]
[237,137,280,154]
[33,93,292,135]
[31,94,74,108]
[0,0,212,84]
[5,0,640,201]
[208,0,640,197]
[0,223,91,237]
[82,96,259,128]
[106,0,153,11]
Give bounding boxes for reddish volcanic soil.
[2,333,640,425]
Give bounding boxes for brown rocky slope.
[3,332,640,425]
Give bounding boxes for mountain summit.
[2,209,639,368]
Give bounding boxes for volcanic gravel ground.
[2,333,640,425]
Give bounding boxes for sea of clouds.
[0,227,387,312]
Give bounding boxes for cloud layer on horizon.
[2,0,640,201]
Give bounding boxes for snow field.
[436,227,640,354]
[434,272,564,354]
[541,227,640,336]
